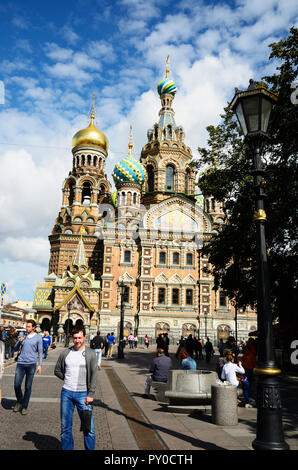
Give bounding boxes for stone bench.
[154,369,218,412]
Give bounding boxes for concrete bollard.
[211,384,238,426]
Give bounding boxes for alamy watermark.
[290,81,298,105]
[290,340,298,365]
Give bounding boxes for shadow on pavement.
[92,397,225,450]
[23,431,60,450]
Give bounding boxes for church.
[32,60,257,344]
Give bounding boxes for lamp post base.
[118,342,124,359]
[252,375,289,451]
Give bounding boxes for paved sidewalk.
[0,343,297,451]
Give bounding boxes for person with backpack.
[42,331,52,359]
[90,331,104,370]
[7,327,18,359]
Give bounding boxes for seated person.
[179,348,196,370]
[144,348,172,398]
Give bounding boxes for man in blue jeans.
[13,320,43,415]
[54,325,98,450]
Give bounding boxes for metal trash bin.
[211,384,238,426]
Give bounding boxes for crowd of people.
[143,333,258,410]
[0,321,259,450]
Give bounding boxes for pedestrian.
[144,335,150,349]
[54,325,98,450]
[242,338,257,386]
[218,338,225,357]
[0,332,4,404]
[185,334,195,358]
[128,333,134,349]
[0,326,8,360]
[223,336,240,361]
[7,327,18,359]
[106,332,116,359]
[163,333,169,356]
[13,320,43,415]
[179,348,197,370]
[90,331,104,370]
[134,335,138,349]
[197,338,204,360]
[156,333,165,350]
[144,348,172,398]
[42,331,52,359]
[204,337,214,363]
[221,350,252,408]
[104,334,110,357]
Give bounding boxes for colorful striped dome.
[157,78,177,96]
[112,156,145,186]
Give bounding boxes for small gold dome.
[72,113,108,151]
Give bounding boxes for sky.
[0,0,297,303]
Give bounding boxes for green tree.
[196,27,298,342]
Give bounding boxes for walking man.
[54,325,98,450]
[42,331,51,359]
[90,331,104,369]
[106,332,116,359]
[13,320,43,415]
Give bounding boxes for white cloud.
[0,237,49,266]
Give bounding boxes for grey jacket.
[54,346,98,398]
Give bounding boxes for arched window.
[87,155,91,166]
[147,165,154,192]
[212,198,216,211]
[186,289,193,305]
[173,252,179,265]
[68,181,75,206]
[127,192,132,206]
[82,182,91,204]
[219,291,227,307]
[172,288,179,305]
[166,165,175,191]
[158,288,166,304]
[186,253,193,265]
[133,193,137,204]
[124,250,131,263]
[159,252,166,264]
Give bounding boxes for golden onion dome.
[72,111,108,151]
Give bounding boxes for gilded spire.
[73,227,88,267]
[90,93,95,123]
[165,55,170,78]
[128,125,133,155]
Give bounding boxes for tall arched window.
[147,165,154,192]
[68,181,75,206]
[82,182,91,204]
[166,165,175,191]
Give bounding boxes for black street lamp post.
[118,282,125,359]
[230,80,289,450]
[65,303,71,348]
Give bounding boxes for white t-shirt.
[63,348,87,392]
[221,362,245,386]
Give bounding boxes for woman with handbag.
[221,350,252,408]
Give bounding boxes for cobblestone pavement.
[0,346,113,450]
[1,343,297,451]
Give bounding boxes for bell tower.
[140,57,196,206]
[48,96,111,279]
